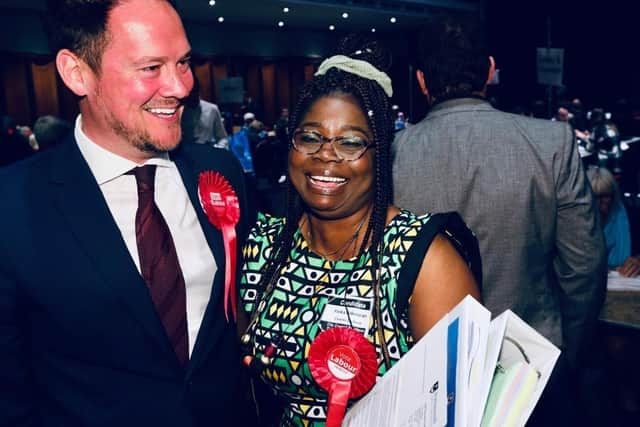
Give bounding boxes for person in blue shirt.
[586,166,632,269]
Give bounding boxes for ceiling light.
[283,7,289,13]
[329,25,335,31]
[217,16,224,23]
[278,21,284,27]
[208,0,215,6]
[342,12,349,19]
[390,17,397,23]
[371,28,376,33]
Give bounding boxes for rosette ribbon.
[198,171,240,322]
[308,327,378,427]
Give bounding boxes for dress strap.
[396,212,482,318]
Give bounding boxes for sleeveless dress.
[240,210,479,427]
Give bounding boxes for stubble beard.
[104,104,183,155]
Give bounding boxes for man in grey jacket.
[393,14,606,426]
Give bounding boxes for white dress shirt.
[74,116,216,356]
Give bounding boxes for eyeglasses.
[291,129,375,161]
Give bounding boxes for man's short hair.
[416,13,490,103]
[45,0,120,73]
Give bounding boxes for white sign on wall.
[536,48,564,86]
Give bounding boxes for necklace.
[303,206,370,260]
[241,208,373,367]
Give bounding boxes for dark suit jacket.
[0,136,252,427]
[393,98,607,370]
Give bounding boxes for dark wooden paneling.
[304,64,316,83]
[0,55,328,129]
[194,62,212,101]
[31,61,59,118]
[246,64,260,105]
[261,63,276,125]
[275,62,290,116]
[2,61,31,125]
[289,61,306,109]
[212,63,228,104]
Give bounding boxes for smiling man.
[0,1,253,426]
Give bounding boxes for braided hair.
[253,35,395,330]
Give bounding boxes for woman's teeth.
[310,175,347,183]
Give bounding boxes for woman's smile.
[306,173,349,193]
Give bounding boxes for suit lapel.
[171,150,229,375]
[49,137,178,364]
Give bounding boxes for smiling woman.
[239,34,482,427]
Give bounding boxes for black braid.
[249,34,394,322]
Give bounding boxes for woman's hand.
[617,255,640,277]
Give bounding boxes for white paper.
[343,298,560,427]
[344,296,489,427]
[607,271,640,291]
[479,310,561,427]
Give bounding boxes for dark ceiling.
[176,0,480,32]
[0,0,482,32]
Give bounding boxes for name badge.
[319,295,373,336]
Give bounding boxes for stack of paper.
[607,271,640,291]
[342,296,560,427]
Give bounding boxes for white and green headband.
[314,54,393,98]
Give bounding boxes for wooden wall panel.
[1,55,321,129]
[2,61,31,125]
[261,63,276,125]
[275,62,290,114]
[289,62,306,108]
[31,61,60,118]
[304,64,316,83]
[194,62,213,101]
[246,64,260,103]
[212,63,228,104]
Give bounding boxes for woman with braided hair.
[239,35,480,427]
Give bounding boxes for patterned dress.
[240,210,449,427]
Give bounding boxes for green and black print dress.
[240,210,480,427]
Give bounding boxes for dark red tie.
[132,165,188,366]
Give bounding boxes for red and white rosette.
[308,327,378,427]
[198,171,240,322]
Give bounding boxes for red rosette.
[308,327,378,427]
[198,171,240,322]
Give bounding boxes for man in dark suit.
[0,1,253,426]
[393,14,607,426]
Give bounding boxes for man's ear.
[486,56,496,86]
[416,69,429,97]
[55,49,94,97]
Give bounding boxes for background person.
[586,166,632,269]
[239,35,480,427]
[392,13,607,426]
[32,114,73,151]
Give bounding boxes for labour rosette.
[198,171,240,321]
